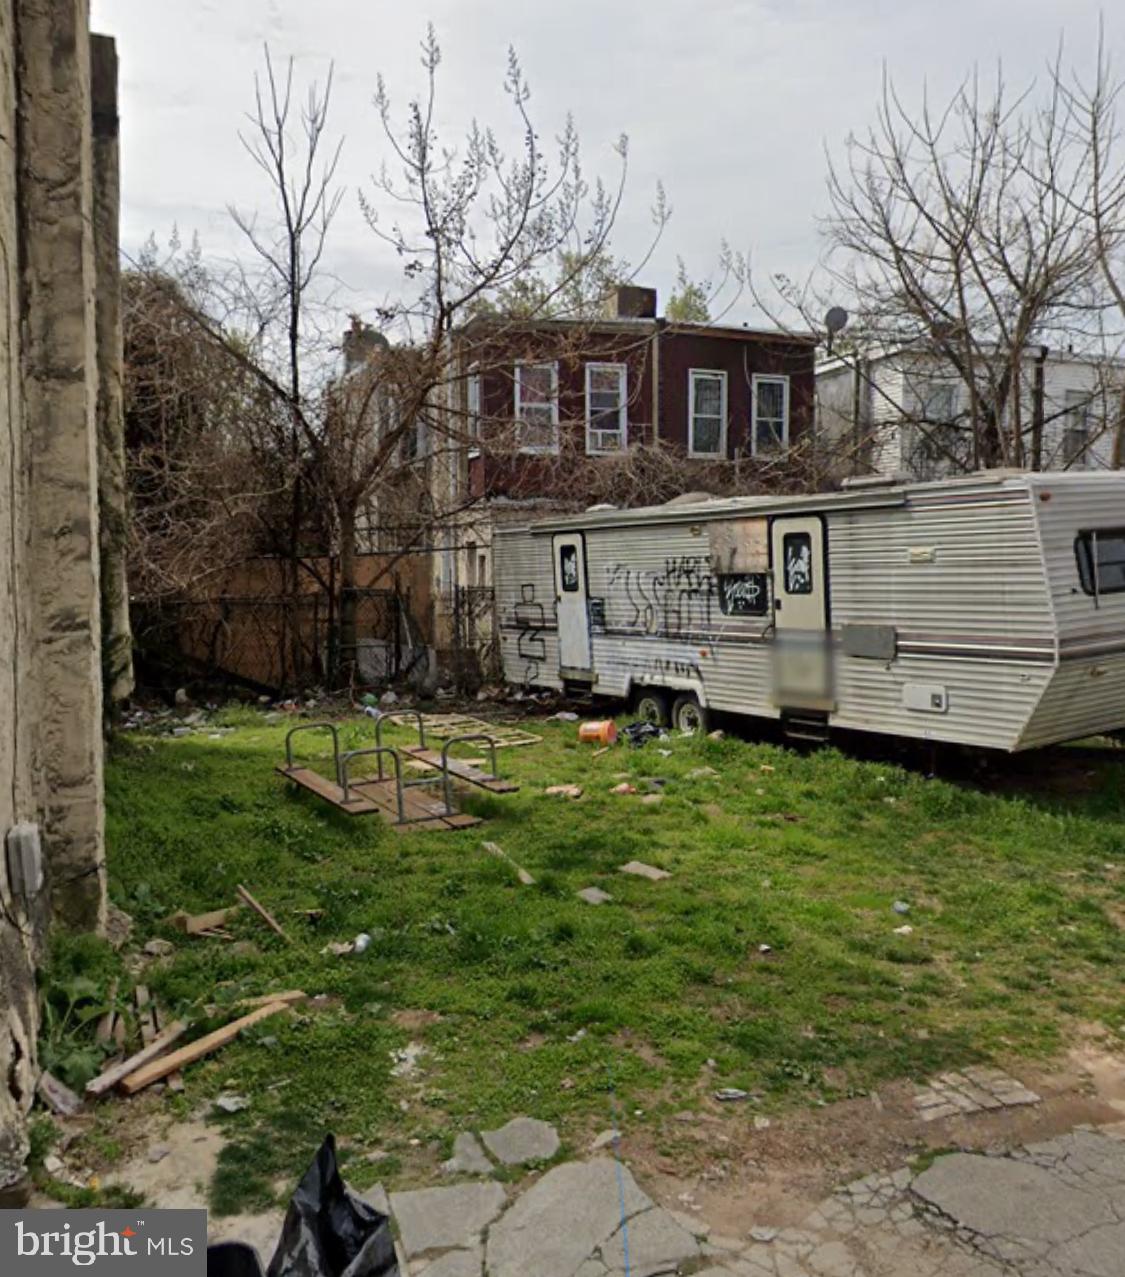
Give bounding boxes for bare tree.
[821,59,1116,472]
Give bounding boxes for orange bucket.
[578,720,618,746]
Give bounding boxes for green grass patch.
[100,713,1125,1212]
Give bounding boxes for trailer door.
[770,516,831,704]
[552,533,592,675]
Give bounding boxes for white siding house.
[816,347,1123,479]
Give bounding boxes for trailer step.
[781,711,831,745]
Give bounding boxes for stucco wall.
[1,0,113,1198]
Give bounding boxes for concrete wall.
[1,0,114,1199]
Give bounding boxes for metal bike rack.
[339,746,406,824]
[284,722,343,784]
[439,733,500,815]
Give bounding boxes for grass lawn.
[59,708,1125,1213]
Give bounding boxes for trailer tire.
[633,689,670,727]
[671,693,709,735]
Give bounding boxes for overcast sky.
[91,1,1122,329]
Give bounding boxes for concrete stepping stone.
[486,1158,652,1277]
[600,1205,700,1271]
[441,1132,493,1176]
[577,887,612,905]
[389,1181,506,1260]
[618,861,670,880]
[412,1243,482,1277]
[480,1116,560,1165]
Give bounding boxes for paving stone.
[618,860,670,880]
[913,1147,1117,1244]
[389,1182,507,1259]
[441,1132,493,1176]
[360,1181,390,1216]
[485,1158,651,1277]
[413,1244,482,1277]
[577,887,612,905]
[668,1208,710,1237]
[480,1116,560,1165]
[600,1205,700,1271]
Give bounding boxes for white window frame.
[514,361,560,454]
[1061,388,1091,470]
[688,368,728,458]
[751,373,791,456]
[585,362,628,454]
[466,365,481,458]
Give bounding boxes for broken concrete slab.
[600,1206,700,1272]
[618,861,670,881]
[485,1159,651,1277]
[412,1243,483,1277]
[577,887,612,906]
[390,1182,507,1259]
[441,1132,493,1176]
[480,1116,560,1166]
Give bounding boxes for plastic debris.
[714,1088,750,1102]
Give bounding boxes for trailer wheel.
[633,689,670,727]
[671,693,709,735]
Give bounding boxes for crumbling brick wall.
[1,0,118,1199]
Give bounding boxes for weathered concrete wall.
[1,0,113,1198]
[92,33,133,710]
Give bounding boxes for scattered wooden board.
[95,981,118,1045]
[168,906,241,936]
[482,841,535,886]
[235,990,307,1009]
[86,1020,188,1097]
[118,1002,289,1095]
[235,885,291,944]
[411,713,541,748]
[136,987,184,1092]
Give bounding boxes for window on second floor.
[752,374,790,454]
[1062,388,1091,469]
[910,378,958,424]
[514,361,559,453]
[689,369,726,457]
[465,365,481,458]
[585,363,628,453]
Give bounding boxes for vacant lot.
[59,709,1125,1213]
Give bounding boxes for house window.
[466,367,481,443]
[689,369,727,457]
[1075,529,1125,596]
[908,379,963,478]
[585,363,628,453]
[752,374,790,455]
[1062,389,1090,469]
[515,362,559,453]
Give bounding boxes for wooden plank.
[236,885,291,944]
[86,1020,188,1096]
[118,1002,288,1095]
[401,748,519,793]
[152,1003,185,1093]
[169,906,241,936]
[95,980,118,1045]
[276,766,380,813]
[442,812,483,829]
[37,1070,82,1116]
[235,990,307,1009]
[135,986,156,1045]
[482,841,535,885]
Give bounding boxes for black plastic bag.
[208,1136,398,1277]
[621,721,664,748]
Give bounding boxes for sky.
[91,0,1123,331]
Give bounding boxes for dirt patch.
[622,1038,1125,1238]
[390,1008,444,1032]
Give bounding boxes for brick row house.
[422,286,817,672]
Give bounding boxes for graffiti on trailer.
[511,583,548,683]
[605,555,718,636]
[642,654,703,682]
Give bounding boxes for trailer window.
[558,543,581,592]
[782,532,814,595]
[1075,529,1125,596]
[718,573,769,616]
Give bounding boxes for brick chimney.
[604,285,658,320]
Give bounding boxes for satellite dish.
[824,307,849,354]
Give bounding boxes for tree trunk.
[337,503,359,690]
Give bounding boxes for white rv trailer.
[492,471,1125,751]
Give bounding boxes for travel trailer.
[492,472,1125,751]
